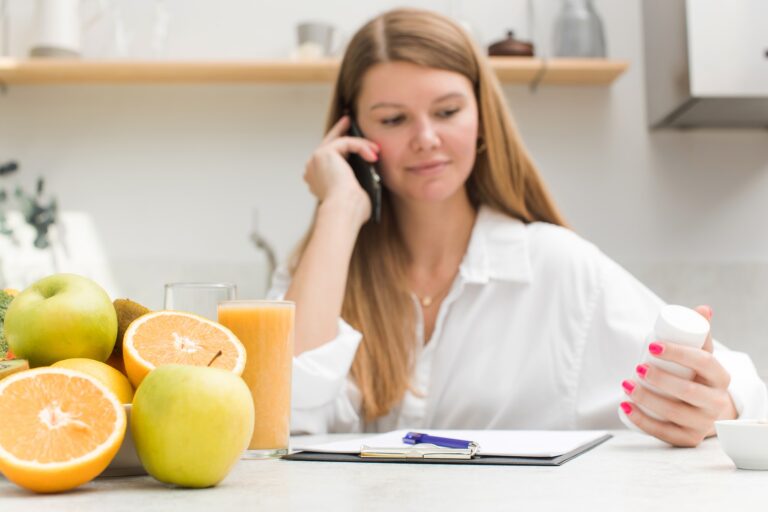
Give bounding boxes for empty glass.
[553,0,606,58]
[163,282,237,320]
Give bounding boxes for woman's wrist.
[318,191,370,231]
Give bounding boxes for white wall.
[1,1,767,375]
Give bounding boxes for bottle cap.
[654,305,710,348]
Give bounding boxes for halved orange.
[0,367,126,493]
[52,358,134,404]
[122,311,246,388]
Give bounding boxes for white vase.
[29,0,103,58]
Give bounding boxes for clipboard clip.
[360,443,479,459]
[360,432,480,459]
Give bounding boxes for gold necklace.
[413,278,455,308]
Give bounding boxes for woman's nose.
[409,119,441,152]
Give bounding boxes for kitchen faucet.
[1,161,58,250]
[250,209,277,289]
[15,177,57,250]
[0,160,18,241]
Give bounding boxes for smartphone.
[346,118,382,223]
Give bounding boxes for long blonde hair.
[294,8,567,422]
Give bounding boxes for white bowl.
[715,419,768,470]
[101,404,146,477]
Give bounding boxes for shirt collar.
[459,205,533,284]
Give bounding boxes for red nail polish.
[636,364,648,378]
[622,380,635,394]
[648,342,664,355]
[620,402,633,415]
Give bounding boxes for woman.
[270,8,767,446]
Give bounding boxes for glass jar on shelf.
[553,0,607,58]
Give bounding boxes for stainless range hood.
[642,0,768,129]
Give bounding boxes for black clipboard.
[282,433,612,466]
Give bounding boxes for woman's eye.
[437,108,460,118]
[381,114,405,126]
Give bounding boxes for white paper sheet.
[293,429,610,458]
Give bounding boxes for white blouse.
[270,206,768,434]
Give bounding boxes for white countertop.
[1,431,764,511]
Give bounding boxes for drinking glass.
[217,300,294,459]
[163,282,237,320]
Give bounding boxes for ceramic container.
[715,419,768,470]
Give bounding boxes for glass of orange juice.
[217,300,294,459]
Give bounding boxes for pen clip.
[402,432,477,451]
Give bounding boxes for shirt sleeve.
[716,344,768,419]
[266,263,364,434]
[573,248,768,429]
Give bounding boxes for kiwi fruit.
[0,359,29,381]
[113,298,151,356]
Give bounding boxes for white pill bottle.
[618,304,710,432]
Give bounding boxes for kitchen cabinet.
[642,0,768,127]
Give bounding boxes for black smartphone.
[346,118,382,223]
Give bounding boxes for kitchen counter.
[1,431,764,511]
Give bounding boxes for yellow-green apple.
[131,365,254,488]
[4,273,117,367]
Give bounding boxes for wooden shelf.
[492,58,628,85]
[0,58,628,86]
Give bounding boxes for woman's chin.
[395,185,468,206]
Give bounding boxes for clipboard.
[284,429,612,466]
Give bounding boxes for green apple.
[4,273,117,367]
[131,365,255,488]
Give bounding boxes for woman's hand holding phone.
[304,115,380,229]
[289,115,381,355]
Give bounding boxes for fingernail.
[636,364,648,379]
[704,305,713,319]
[371,153,379,161]
[622,380,635,395]
[620,402,633,415]
[648,342,664,355]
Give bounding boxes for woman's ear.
[476,136,486,154]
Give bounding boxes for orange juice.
[217,300,294,457]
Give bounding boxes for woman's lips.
[405,160,451,174]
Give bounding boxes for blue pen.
[402,432,475,450]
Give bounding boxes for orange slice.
[122,311,246,388]
[0,367,126,493]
